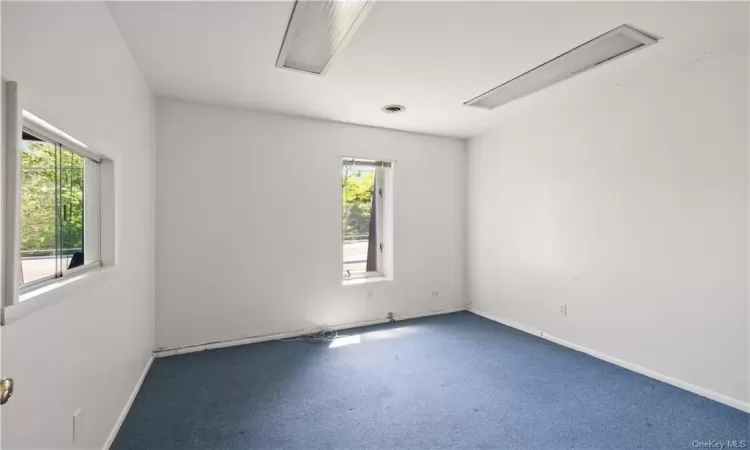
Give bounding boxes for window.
[2,81,113,318]
[341,157,392,281]
[18,122,101,294]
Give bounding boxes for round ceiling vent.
[381,104,406,114]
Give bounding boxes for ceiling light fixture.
[465,24,658,110]
[381,105,405,114]
[276,0,374,75]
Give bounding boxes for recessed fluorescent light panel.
[465,25,658,110]
[276,0,374,75]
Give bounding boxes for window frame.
[340,157,393,283]
[14,115,102,298]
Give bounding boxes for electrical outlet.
[73,408,83,443]
[431,291,439,297]
[559,304,568,316]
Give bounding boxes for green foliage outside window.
[342,167,375,238]
[21,141,84,255]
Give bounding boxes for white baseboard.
[469,307,750,413]
[154,306,466,358]
[102,356,154,450]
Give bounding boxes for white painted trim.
[22,110,100,162]
[154,307,466,358]
[102,356,154,450]
[469,308,750,413]
[4,266,114,326]
[3,80,21,310]
[18,261,102,296]
[341,276,388,286]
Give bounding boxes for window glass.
[19,128,101,291]
[60,148,85,272]
[342,164,375,277]
[342,158,388,280]
[20,132,58,284]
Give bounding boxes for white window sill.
[3,265,114,326]
[342,276,389,286]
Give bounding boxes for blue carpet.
[113,312,749,449]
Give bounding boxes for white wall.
[1,2,155,448]
[156,99,465,350]
[468,5,749,408]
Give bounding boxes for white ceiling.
[107,1,747,139]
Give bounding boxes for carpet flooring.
[113,312,749,449]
